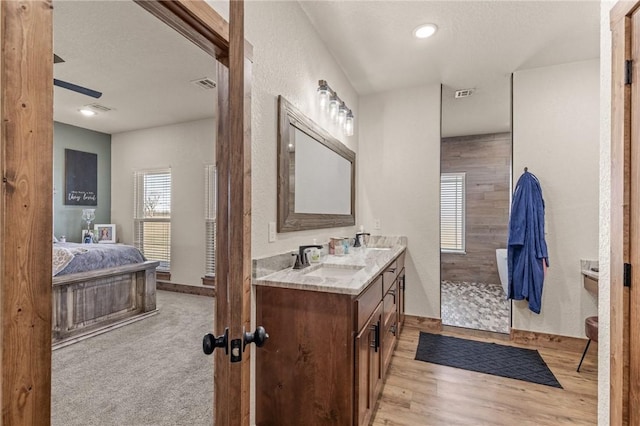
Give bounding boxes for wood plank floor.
[372,320,597,425]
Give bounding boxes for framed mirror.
[277,95,356,232]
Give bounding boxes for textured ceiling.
[53,1,216,135]
[299,1,600,137]
[299,1,600,94]
[53,1,600,137]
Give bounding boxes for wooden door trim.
[1,1,54,423]
[611,2,640,424]
[134,0,253,64]
[227,2,252,424]
[0,0,252,423]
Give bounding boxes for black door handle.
[243,326,269,352]
[203,327,229,355]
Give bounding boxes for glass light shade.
[329,97,340,119]
[318,88,330,109]
[345,115,354,136]
[337,105,347,125]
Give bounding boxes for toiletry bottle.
[333,237,344,255]
[310,239,321,263]
[343,237,349,255]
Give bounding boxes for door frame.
[0,1,252,424]
[610,1,639,424]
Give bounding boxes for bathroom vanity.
[254,238,407,426]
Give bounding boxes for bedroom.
[51,1,218,423]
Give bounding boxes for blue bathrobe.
[507,171,549,314]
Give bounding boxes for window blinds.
[133,169,172,270]
[440,172,465,252]
[204,165,216,276]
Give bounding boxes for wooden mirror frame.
[277,95,356,232]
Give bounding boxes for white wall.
[111,118,215,287]
[359,84,442,319]
[244,2,359,258]
[599,2,615,424]
[512,59,599,338]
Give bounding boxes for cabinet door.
[355,303,382,426]
[381,282,397,377]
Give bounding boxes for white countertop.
[253,243,406,296]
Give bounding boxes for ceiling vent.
[454,89,474,98]
[86,103,112,112]
[191,77,217,90]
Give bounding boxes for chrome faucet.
[292,244,323,269]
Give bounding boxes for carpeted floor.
[52,290,214,426]
[441,280,510,333]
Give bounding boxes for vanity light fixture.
[316,79,355,136]
[345,111,354,137]
[413,23,438,39]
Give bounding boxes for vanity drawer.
[382,261,398,294]
[356,276,383,331]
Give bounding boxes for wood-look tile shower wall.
[441,132,511,284]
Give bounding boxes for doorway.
[51,2,218,422]
[0,1,251,424]
[439,81,512,334]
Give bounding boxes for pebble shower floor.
[441,280,510,334]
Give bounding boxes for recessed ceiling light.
[413,24,438,39]
[79,108,96,117]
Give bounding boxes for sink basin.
[304,265,363,279]
[365,247,391,251]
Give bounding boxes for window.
[204,165,217,277]
[440,172,465,253]
[134,169,171,270]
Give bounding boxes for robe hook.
[524,167,528,172]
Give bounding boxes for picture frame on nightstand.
[94,224,116,244]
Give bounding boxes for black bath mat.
[415,332,562,388]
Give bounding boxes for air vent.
[454,89,474,98]
[191,77,217,90]
[86,103,112,112]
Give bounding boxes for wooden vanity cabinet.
[355,302,382,426]
[255,250,406,426]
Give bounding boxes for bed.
[52,243,159,348]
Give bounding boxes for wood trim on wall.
[227,2,252,423]
[404,315,442,331]
[157,281,216,297]
[610,3,636,423]
[1,0,54,423]
[214,60,231,426]
[510,328,588,354]
[134,0,253,64]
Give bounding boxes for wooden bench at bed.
[52,260,159,349]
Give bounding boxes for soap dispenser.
[310,239,321,263]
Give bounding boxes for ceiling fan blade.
[53,79,102,99]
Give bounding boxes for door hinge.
[624,263,631,287]
[626,60,633,85]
